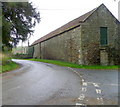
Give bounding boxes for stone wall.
[33,43,41,58]
[80,5,119,65]
[40,26,82,64]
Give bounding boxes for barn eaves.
[31,5,99,46]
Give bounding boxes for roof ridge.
[31,4,102,46]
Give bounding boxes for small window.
[100,27,108,46]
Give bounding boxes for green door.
[100,27,108,46]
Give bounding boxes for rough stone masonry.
[29,4,120,65]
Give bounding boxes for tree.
[2,2,40,51]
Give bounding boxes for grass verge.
[0,61,20,73]
[27,59,119,69]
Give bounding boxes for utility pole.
[28,40,29,47]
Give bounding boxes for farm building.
[12,46,28,55]
[29,4,120,65]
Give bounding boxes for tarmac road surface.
[2,59,118,105]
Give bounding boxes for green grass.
[0,61,20,73]
[27,59,119,69]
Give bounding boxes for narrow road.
[2,59,118,105]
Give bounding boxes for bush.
[85,43,100,65]
[108,48,120,65]
[1,52,12,65]
[12,53,29,59]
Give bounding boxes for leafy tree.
[2,2,40,51]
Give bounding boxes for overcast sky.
[19,0,119,46]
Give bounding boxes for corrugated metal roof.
[31,6,98,46]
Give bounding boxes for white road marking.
[82,82,87,86]
[76,103,85,105]
[82,87,87,92]
[97,97,103,101]
[87,82,118,86]
[78,94,85,100]
[93,83,99,87]
[96,89,102,94]
[68,67,82,78]
[82,79,85,82]
[97,97,104,104]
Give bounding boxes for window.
[100,27,108,46]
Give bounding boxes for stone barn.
[29,4,120,65]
